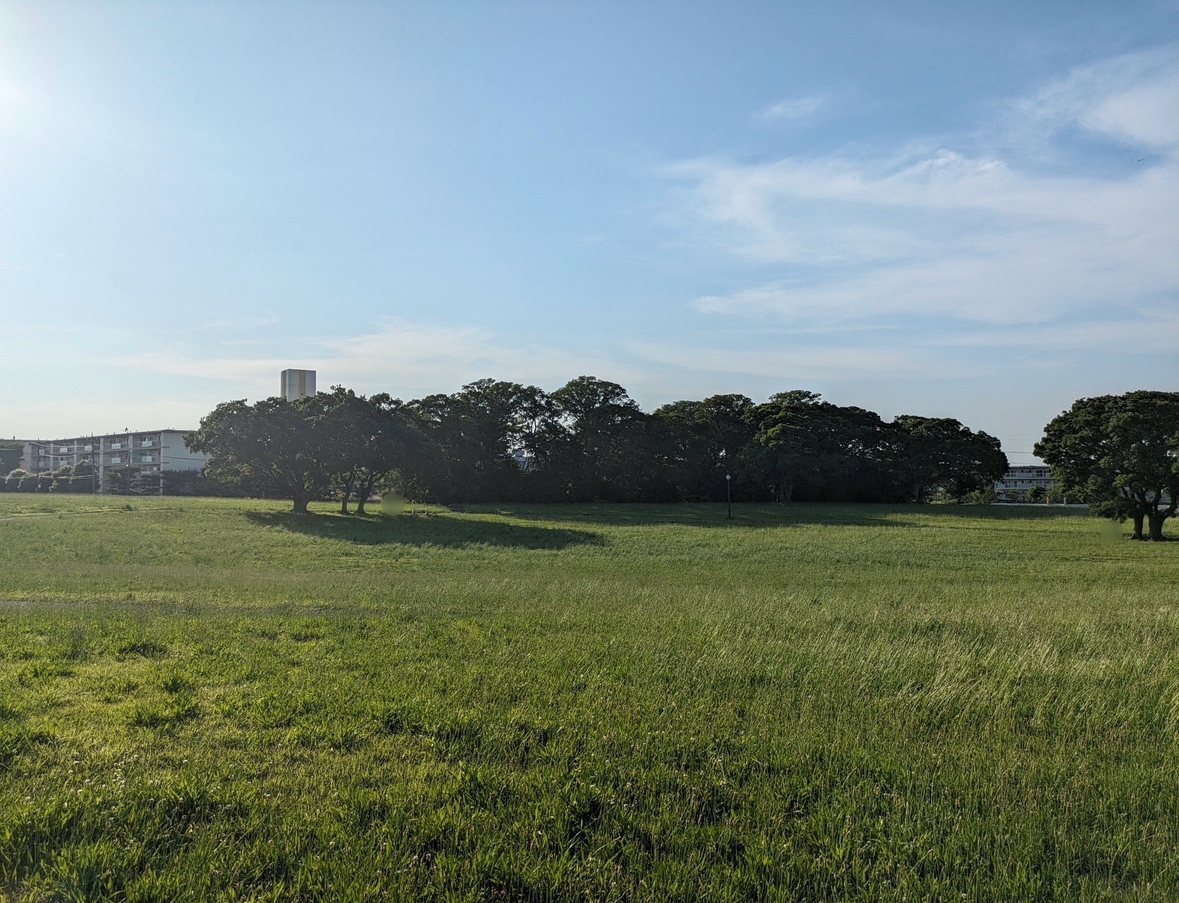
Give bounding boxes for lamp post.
[726,473,733,520]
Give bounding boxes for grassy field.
[0,496,1176,902]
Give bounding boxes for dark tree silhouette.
[1035,391,1179,540]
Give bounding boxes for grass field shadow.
[246,511,605,550]
[472,502,909,529]
[474,503,1092,530]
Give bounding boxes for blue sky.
[2,1,1176,462]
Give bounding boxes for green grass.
[0,496,1176,901]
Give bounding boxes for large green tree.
[651,395,756,501]
[1035,391,1179,541]
[891,416,1009,503]
[186,396,341,513]
[745,392,890,503]
[549,376,649,501]
[404,379,550,503]
[743,391,828,503]
[322,388,423,514]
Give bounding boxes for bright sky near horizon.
[2,2,1176,462]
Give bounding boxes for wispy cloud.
[1013,44,1179,151]
[666,46,1179,337]
[757,94,829,122]
[110,315,954,420]
[114,321,638,402]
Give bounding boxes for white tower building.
[281,369,316,401]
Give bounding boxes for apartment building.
[18,430,208,493]
[994,465,1056,501]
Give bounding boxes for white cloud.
[318,323,636,396]
[1015,45,1179,150]
[758,94,829,122]
[11,306,1169,446]
[105,318,944,422]
[666,46,1179,329]
[114,321,639,403]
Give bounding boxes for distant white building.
[512,448,535,471]
[281,369,316,401]
[16,430,208,493]
[995,465,1056,501]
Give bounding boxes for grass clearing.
[0,496,1176,901]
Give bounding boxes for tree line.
[185,378,1010,513]
[9,384,1172,538]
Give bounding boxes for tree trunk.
[783,478,794,503]
[1147,511,1167,541]
[1131,512,1144,540]
[356,475,375,515]
[292,493,310,514]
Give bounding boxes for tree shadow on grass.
[245,511,605,550]
[464,502,1093,530]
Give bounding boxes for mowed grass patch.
[0,496,1176,901]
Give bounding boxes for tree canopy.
[185,378,1013,511]
[1035,391,1179,540]
[186,390,423,513]
[891,416,1008,504]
